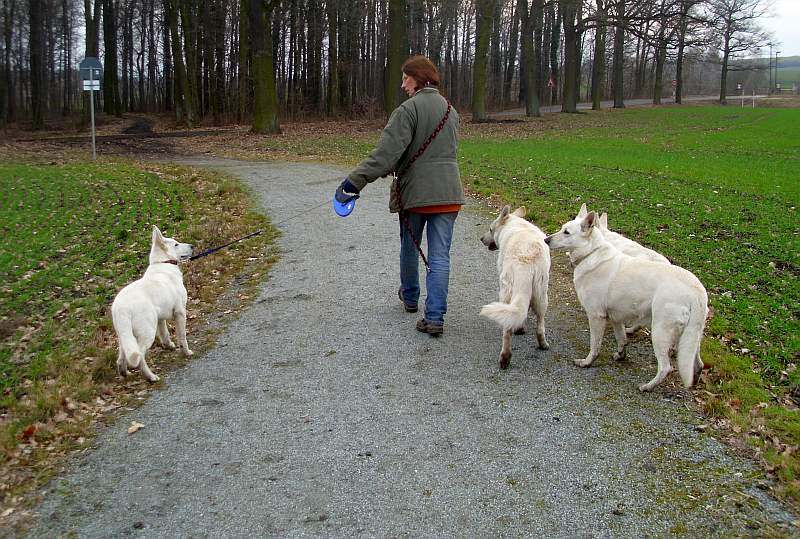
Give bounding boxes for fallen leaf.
[127,421,145,434]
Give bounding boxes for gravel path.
[30,160,795,538]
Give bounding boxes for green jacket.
[347,87,465,213]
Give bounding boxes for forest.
[0,0,772,132]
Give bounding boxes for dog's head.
[481,205,526,251]
[544,211,598,251]
[150,225,193,264]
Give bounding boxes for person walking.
[334,55,464,336]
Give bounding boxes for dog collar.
[154,260,179,265]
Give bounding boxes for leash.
[188,199,332,262]
[393,97,452,273]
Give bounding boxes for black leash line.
[187,198,332,262]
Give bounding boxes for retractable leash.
[393,97,452,273]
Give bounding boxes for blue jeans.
[398,211,458,325]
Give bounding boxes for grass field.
[0,162,277,513]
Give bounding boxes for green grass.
[0,161,278,513]
[0,164,192,395]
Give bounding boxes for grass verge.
[0,160,278,529]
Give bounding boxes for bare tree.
[707,0,771,104]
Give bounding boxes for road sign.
[737,82,742,90]
[671,79,677,87]
[79,57,103,161]
[79,57,103,81]
[547,76,555,89]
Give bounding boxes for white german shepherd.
[480,206,550,369]
[111,226,194,382]
[545,211,707,391]
[577,204,670,265]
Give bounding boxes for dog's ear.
[499,205,511,222]
[581,211,597,232]
[152,225,167,248]
[512,206,526,218]
[598,213,608,230]
[578,203,588,218]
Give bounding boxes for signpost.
[737,82,743,107]
[79,57,103,160]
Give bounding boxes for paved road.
[30,160,795,537]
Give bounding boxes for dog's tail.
[480,274,532,331]
[112,309,142,375]
[676,293,709,388]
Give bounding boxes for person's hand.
[335,179,360,204]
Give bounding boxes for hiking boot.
[416,319,443,336]
[398,288,418,313]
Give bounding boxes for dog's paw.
[574,357,593,368]
[499,352,511,370]
[147,374,160,383]
[613,350,626,361]
[164,341,177,350]
[183,349,194,357]
[638,382,653,392]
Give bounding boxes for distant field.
[777,67,800,87]
[459,107,799,383]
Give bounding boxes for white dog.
[577,204,670,265]
[480,206,550,369]
[111,226,194,382]
[545,211,707,391]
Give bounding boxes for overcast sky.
[762,0,800,57]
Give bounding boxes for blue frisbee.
[333,196,357,217]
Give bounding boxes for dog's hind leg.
[611,321,627,361]
[137,350,159,383]
[576,315,605,367]
[639,327,674,391]
[499,329,513,369]
[157,320,176,349]
[117,348,128,377]
[531,280,549,350]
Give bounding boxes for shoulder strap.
[395,97,451,179]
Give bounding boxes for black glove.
[335,179,360,204]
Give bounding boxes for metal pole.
[752,88,755,109]
[90,68,96,160]
[768,43,772,95]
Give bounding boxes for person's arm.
[345,106,416,192]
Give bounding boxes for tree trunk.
[167,0,190,123]
[611,0,624,108]
[719,44,729,105]
[560,0,578,113]
[472,0,492,121]
[238,0,249,121]
[548,0,559,106]
[502,0,521,107]
[520,0,541,116]
[675,0,689,104]
[102,0,121,116]
[29,0,45,128]
[250,0,280,133]
[2,0,17,124]
[179,0,199,122]
[384,0,404,114]
[591,0,606,110]
[326,0,338,115]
